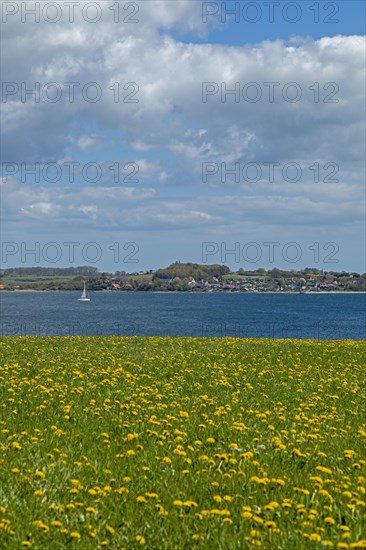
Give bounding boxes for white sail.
[78,282,90,301]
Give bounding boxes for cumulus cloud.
[2,29,364,170]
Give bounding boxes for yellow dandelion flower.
[51,520,62,527]
[183,501,198,508]
[265,501,279,511]
[271,478,285,486]
[325,517,336,525]
[126,433,138,441]
[316,466,332,475]
[210,509,230,516]
[253,516,264,524]
[343,450,356,457]
[265,521,276,528]
[33,520,49,533]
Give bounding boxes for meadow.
[0,337,365,549]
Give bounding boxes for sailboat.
[78,282,90,302]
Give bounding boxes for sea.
[0,292,365,339]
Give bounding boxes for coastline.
[1,290,365,295]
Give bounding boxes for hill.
[153,262,230,280]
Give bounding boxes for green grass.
[120,274,153,283]
[0,337,365,549]
[1,276,75,288]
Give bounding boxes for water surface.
[0,292,365,339]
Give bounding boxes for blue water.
[0,292,365,339]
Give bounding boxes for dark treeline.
[1,266,99,276]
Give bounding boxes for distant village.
[1,264,365,292]
[105,271,365,293]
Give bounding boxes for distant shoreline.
[2,290,365,295]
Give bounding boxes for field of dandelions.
[0,337,365,549]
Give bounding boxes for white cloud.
[2,176,362,231]
[76,135,99,150]
[1,2,364,269]
[2,30,364,170]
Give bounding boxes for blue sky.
[1,1,365,273]
[174,1,366,44]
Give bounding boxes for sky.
[1,0,365,273]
